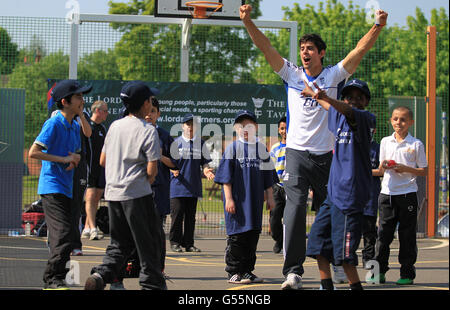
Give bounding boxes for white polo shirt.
[276,58,351,153]
[380,133,428,195]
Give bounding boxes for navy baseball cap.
[120,81,159,109]
[182,113,195,123]
[341,79,371,100]
[234,110,257,124]
[51,80,92,102]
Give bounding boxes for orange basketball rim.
[185,1,224,19]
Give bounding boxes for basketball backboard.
[155,0,245,20]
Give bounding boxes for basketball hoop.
[185,1,223,19]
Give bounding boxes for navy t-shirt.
[327,106,376,214]
[214,140,277,235]
[365,140,381,217]
[170,136,211,198]
[153,126,175,216]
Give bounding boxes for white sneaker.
[281,273,302,290]
[89,228,104,240]
[96,227,104,239]
[81,228,90,239]
[332,265,348,284]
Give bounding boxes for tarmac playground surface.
[0,234,448,292]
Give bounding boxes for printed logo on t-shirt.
[178,147,202,159]
[336,128,352,144]
[237,157,261,169]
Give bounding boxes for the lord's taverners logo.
[252,97,265,118]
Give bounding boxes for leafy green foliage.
[0,27,19,75]
[254,0,448,140]
[7,52,69,147]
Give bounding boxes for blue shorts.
[306,197,363,266]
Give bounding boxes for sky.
[1,0,449,27]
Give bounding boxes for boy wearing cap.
[85,81,166,290]
[29,79,92,290]
[302,79,376,290]
[169,114,215,253]
[214,110,276,284]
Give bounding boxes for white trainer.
[89,228,104,240]
[281,273,302,290]
[332,265,348,284]
[81,228,90,239]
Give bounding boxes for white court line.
[0,238,447,254]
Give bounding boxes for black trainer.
[185,246,201,252]
[171,244,183,253]
[241,272,264,283]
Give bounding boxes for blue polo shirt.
[35,111,81,198]
[327,106,376,214]
[152,126,175,216]
[170,135,211,198]
[365,140,381,217]
[214,139,276,235]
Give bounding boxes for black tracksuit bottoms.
[169,197,198,248]
[375,192,418,279]
[41,193,76,285]
[225,230,260,275]
[91,194,166,290]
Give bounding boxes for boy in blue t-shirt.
[303,79,376,290]
[29,80,92,290]
[214,110,276,284]
[169,114,215,253]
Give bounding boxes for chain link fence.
[0,14,448,237]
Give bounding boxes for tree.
[253,0,375,84]
[20,34,46,65]
[78,49,123,80]
[251,0,448,140]
[7,52,69,147]
[0,27,19,75]
[109,0,262,83]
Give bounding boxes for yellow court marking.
[227,283,280,290]
[227,283,449,291]
[0,256,103,264]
